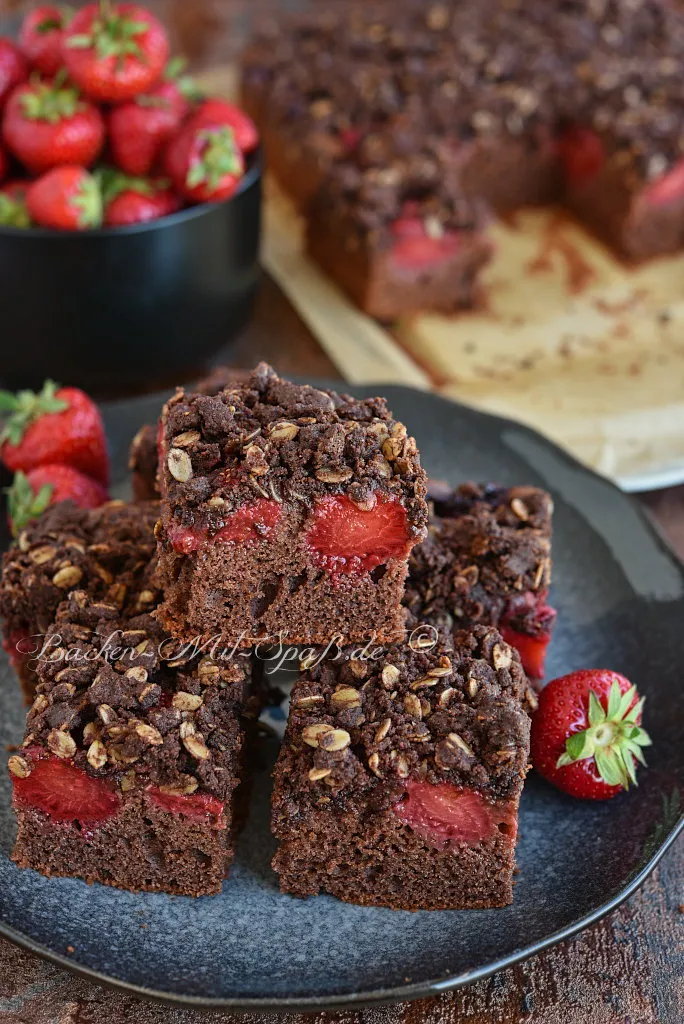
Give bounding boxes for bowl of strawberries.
[0,2,262,394]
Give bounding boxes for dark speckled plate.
[0,385,682,1011]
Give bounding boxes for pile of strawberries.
[0,2,258,229]
[0,380,110,531]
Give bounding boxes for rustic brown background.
[0,3,683,1021]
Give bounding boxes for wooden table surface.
[0,2,682,1021]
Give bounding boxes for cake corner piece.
[8,536,259,898]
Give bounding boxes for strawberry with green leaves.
[0,380,109,485]
[62,2,169,103]
[26,165,102,229]
[2,75,105,174]
[190,98,259,155]
[7,464,108,534]
[19,6,71,77]
[109,57,198,176]
[531,669,651,800]
[98,166,180,225]
[164,121,245,203]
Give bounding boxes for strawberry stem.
[68,2,148,63]
[96,166,160,204]
[0,380,68,447]
[6,471,54,535]
[556,680,652,790]
[0,194,31,229]
[186,126,242,191]
[71,174,102,228]
[20,79,84,124]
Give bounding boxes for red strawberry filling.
[167,499,282,554]
[501,627,550,681]
[147,787,226,826]
[389,210,462,271]
[12,750,121,825]
[394,781,517,849]
[2,628,30,670]
[213,499,282,544]
[167,522,206,554]
[557,126,605,187]
[641,158,684,207]
[339,127,362,153]
[305,493,411,579]
[501,590,556,680]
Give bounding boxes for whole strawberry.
[26,165,102,230]
[62,2,169,103]
[531,669,651,800]
[19,6,70,77]
[0,379,109,485]
[109,58,197,176]
[164,121,245,203]
[3,77,105,174]
[190,98,259,154]
[0,38,28,109]
[7,464,108,534]
[99,167,180,225]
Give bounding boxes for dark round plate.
[0,384,682,1011]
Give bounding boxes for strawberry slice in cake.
[271,626,535,910]
[155,363,428,647]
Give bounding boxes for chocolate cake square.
[155,363,428,647]
[405,482,555,680]
[271,625,535,910]
[305,144,492,320]
[0,500,159,702]
[9,576,260,897]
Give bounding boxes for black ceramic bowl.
[0,150,262,394]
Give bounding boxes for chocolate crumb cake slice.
[0,500,159,702]
[405,482,555,680]
[272,626,534,911]
[9,578,259,896]
[305,138,492,320]
[155,363,428,647]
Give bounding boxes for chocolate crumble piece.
[127,367,250,503]
[272,625,534,910]
[155,362,428,647]
[0,500,159,702]
[9,554,261,897]
[405,481,556,679]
